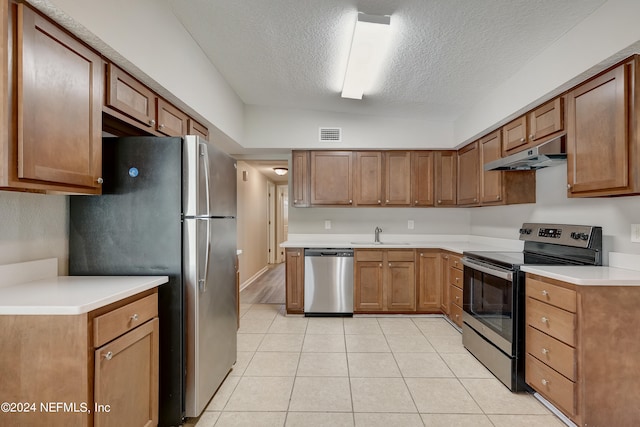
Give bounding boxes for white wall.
[470,164,640,263]
[288,206,470,236]
[244,105,454,151]
[0,192,68,274]
[236,161,270,285]
[31,0,245,148]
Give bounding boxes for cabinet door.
[106,63,156,129]
[187,118,209,140]
[354,260,384,312]
[417,251,440,312]
[285,249,304,313]
[310,151,353,205]
[502,116,528,155]
[291,151,310,207]
[480,131,503,204]
[457,141,480,205]
[411,151,434,206]
[385,261,416,311]
[529,97,563,143]
[440,253,450,314]
[354,151,383,206]
[385,151,412,206]
[156,98,188,136]
[94,318,159,427]
[434,151,457,206]
[18,4,102,190]
[567,62,632,196]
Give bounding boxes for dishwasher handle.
[304,248,354,257]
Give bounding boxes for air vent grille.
[319,127,342,142]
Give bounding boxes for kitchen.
[2,0,640,426]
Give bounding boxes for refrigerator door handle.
[199,142,211,217]
[198,218,211,293]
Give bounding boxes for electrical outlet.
[632,224,640,243]
[324,220,332,230]
[408,220,415,230]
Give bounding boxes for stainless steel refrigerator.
[69,135,237,426]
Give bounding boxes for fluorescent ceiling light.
[341,13,391,100]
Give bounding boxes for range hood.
[484,137,566,171]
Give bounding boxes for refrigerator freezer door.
[205,140,237,217]
[184,216,238,417]
[183,135,211,218]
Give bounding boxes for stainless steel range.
[461,223,602,391]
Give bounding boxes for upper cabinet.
[354,151,383,206]
[411,151,434,206]
[310,151,353,205]
[0,2,103,194]
[156,98,188,137]
[187,118,209,140]
[291,151,310,207]
[434,151,457,206]
[503,97,564,156]
[456,141,480,206]
[353,151,411,206]
[567,57,640,197]
[385,151,412,206]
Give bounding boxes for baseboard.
[240,266,269,292]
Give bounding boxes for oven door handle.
[461,257,513,281]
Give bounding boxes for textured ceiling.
[168,0,606,121]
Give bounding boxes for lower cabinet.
[416,250,441,312]
[354,249,416,313]
[525,273,640,426]
[447,253,464,327]
[0,289,159,427]
[285,248,304,314]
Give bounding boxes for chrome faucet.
[374,226,382,243]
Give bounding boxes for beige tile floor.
[188,304,565,427]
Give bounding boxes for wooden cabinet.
[1,2,103,194]
[567,57,640,197]
[291,151,310,207]
[354,249,415,313]
[447,253,464,328]
[434,151,457,206]
[439,253,450,314]
[479,130,536,206]
[525,274,640,426]
[416,251,441,312]
[187,118,209,140]
[503,97,564,156]
[354,151,383,206]
[285,248,304,313]
[156,98,188,136]
[384,151,412,206]
[310,151,353,205]
[411,151,434,206]
[105,63,157,131]
[0,289,159,426]
[457,141,480,206]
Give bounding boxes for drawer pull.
[455,296,460,302]
[104,351,113,361]
[455,277,460,283]
[541,348,550,355]
[541,379,549,386]
[541,290,549,296]
[131,313,139,322]
[541,317,549,324]
[379,263,382,267]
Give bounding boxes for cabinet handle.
[455,314,459,319]
[388,263,392,267]
[294,199,298,204]
[386,199,389,203]
[349,199,353,204]
[130,313,139,322]
[420,253,424,257]
[541,290,549,296]
[159,124,165,129]
[455,296,460,302]
[520,138,525,142]
[541,317,549,324]
[567,183,572,190]
[455,277,460,283]
[542,348,550,355]
[529,134,535,140]
[414,200,418,203]
[149,119,156,126]
[97,177,104,184]
[473,198,477,202]
[379,263,382,267]
[541,379,549,386]
[496,195,501,200]
[437,200,442,204]
[104,351,113,361]
[378,200,381,204]
[297,252,300,256]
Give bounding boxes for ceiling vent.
[319,127,342,142]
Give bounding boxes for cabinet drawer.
[387,250,415,262]
[449,301,463,328]
[526,298,575,346]
[355,250,384,262]
[449,267,463,289]
[527,278,576,312]
[94,294,158,347]
[449,284,463,307]
[526,354,576,417]
[448,254,463,270]
[526,325,576,381]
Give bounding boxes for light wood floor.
[240,263,285,304]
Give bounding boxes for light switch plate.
[632,224,640,243]
[324,220,331,230]
[408,220,415,230]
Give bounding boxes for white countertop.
[522,265,640,286]
[0,275,169,315]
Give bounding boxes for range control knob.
[571,232,589,241]
[580,233,589,241]
[519,228,532,235]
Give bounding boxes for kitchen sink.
[350,241,411,245]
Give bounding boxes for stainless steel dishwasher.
[304,248,354,316]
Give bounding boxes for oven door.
[461,257,515,356]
